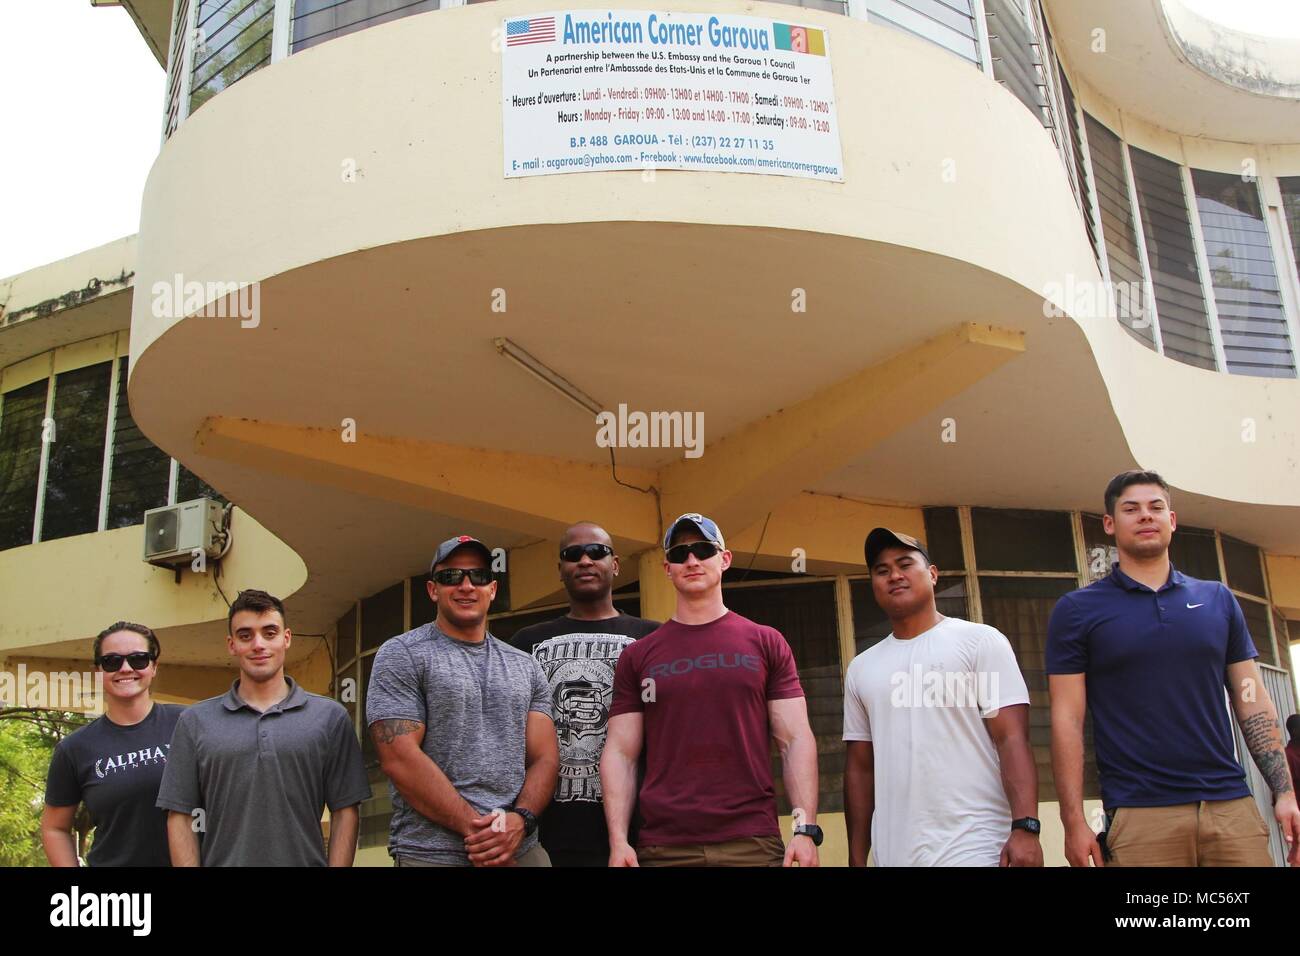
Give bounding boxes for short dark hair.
[94,621,160,665]
[1287,714,1300,741]
[228,589,286,632]
[1104,469,1171,516]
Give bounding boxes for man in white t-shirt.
[843,528,1043,867]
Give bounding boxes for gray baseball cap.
[663,513,726,551]
[430,535,493,575]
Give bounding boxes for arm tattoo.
[373,719,423,746]
[1240,712,1293,795]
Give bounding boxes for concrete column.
[636,549,676,624]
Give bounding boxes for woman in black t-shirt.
[41,622,185,867]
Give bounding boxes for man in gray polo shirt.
[368,535,559,866]
[157,589,370,866]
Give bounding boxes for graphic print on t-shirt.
[94,743,170,779]
[531,632,636,803]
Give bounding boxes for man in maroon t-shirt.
[601,512,822,867]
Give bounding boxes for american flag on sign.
[506,17,556,46]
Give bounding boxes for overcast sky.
[0,0,162,279]
[1,1,1298,280]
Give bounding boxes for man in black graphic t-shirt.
[512,522,657,866]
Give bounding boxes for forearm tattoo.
[1240,712,1293,795]
[373,718,423,745]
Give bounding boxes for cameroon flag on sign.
[773,22,826,55]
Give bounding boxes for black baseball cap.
[430,535,493,575]
[864,528,931,568]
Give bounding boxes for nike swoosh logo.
[1187,603,1205,609]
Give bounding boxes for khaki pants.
[638,835,785,868]
[1107,796,1273,867]
[394,844,552,867]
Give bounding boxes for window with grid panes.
[40,363,111,541]
[0,379,48,550]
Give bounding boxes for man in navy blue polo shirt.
[1048,470,1299,867]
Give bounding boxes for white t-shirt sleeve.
[842,658,872,741]
[975,627,1031,718]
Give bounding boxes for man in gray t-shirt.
[367,535,558,866]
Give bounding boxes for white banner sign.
[502,10,844,181]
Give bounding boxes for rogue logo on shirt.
[93,744,170,779]
[644,653,761,680]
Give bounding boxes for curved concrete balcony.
[1046,0,1300,143]
[128,0,1300,624]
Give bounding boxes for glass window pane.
[361,582,404,652]
[488,604,565,642]
[292,0,442,53]
[771,0,847,11]
[163,0,194,137]
[360,652,379,767]
[1057,62,1098,259]
[337,657,357,727]
[1129,146,1216,370]
[865,0,979,64]
[723,581,843,814]
[191,0,275,114]
[41,363,111,542]
[1237,597,1274,667]
[922,506,964,570]
[722,567,805,583]
[0,379,48,550]
[1168,524,1220,582]
[106,357,171,529]
[336,604,357,667]
[410,575,436,629]
[1080,513,1117,582]
[985,0,1044,116]
[971,507,1075,572]
[1221,535,1265,597]
[1280,176,1300,287]
[725,581,839,669]
[1084,113,1154,346]
[978,576,1096,800]
[1271,610,1289,673]
[176,465,226,505]
[1192,169,1294,378]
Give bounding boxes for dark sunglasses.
[98,652,156,673]
[666,542,720,564]
[560,543,614,563]
[432,567,494,587]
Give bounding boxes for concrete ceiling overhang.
[94,0,172,67]
[123,1,1300,635]
[0,235,137,369]
[127,219,1300,639]
[1045,0,1300,142]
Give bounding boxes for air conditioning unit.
[142,498,225,569]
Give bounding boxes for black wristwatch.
[1011,817,1041,836]
[507,806,538,836]
[792,823,824,846]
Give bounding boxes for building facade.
[3,0,1300,866]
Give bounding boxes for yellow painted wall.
[286,637,334,696]
[0,508,307,655]
[1267,553,1300,618]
